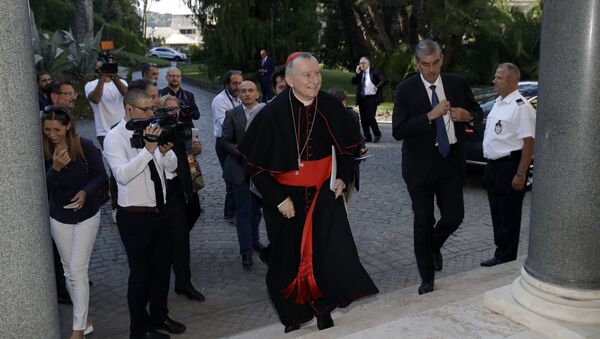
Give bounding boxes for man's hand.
[333,179,346,199]
[144,124,161,153]
[512,173,526,191]
[70,190,87,209]
[355,65,362,74]
[52,147,71,171]
[427,99,451,121]
[158,142,173,155]
[278,197,295,219]
[100,73,115,83]
[449,107,472,122]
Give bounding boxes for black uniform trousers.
[407,145,464,283]
[215,137,235,218]
[484,151,526,262]
[117,207,172,336]
[358,95,381,141]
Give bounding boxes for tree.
[140,0,161,38]
[73,0,93,43]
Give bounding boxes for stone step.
[225,258,548,339]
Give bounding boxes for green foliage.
[30,12,73,72]
[29,0,75,32]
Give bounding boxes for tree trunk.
[410,0,425,44]
[141,0,149,38]
[337,0,370,63]
[352,5,383,53]
[73,0,93,43]
[366,3,394,52]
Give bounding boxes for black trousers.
[484,153,526,261]
[165,179,200,289]
[407,147,464,283]
[117,208,172,336]
[97,135,118,209]
[215,137,235,218]
[358,95,381,140]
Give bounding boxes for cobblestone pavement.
[59,70,531,338]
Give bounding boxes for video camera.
[180,103,194,116]
[97,41,118,74]
[125,109,192,148]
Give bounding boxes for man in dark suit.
[352,56,387,143]
[392,39,483,295]
[258,49,275,102]
[221,81,266,267]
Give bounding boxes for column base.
[484,268,600,339]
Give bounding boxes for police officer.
[480,63,535,267]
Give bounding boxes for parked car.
[146,47,188,61]
[465,81,538,188]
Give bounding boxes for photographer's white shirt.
[103,120,177,207]
[85,79,128,137]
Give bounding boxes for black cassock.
[238,88,378,326]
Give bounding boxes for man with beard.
[158,67,200,122]
[38,71,53,110]
[238,52,378,333]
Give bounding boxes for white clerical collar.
[292,90,314,106]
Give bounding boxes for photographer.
[85,58,128,222]
[158,67,200,122]
[103,89,186,339]
[158,95,204,301]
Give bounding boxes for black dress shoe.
[130,329,170,339]
[373,134,382,143]
[284,324,300,333]
[253,241,266,252]
[175,283,205,302]
[434,250,443,271]
[480,257,504,267]
[242,254,253,267]
[418,281,434,295]
[152,317,186,334]
[317,312,334,330]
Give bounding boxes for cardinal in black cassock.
[238,53,378,333]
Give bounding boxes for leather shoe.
[418,281,434,295]
[130,329,170,339]
[242,254,253,267]
[253,241,266,252]
[480,257,504,267]
[284,324,300,333]
[317,312,334,330]
[152,317,185,334]
[373,134,382,143]
[175,283,205,302]
[434,250,443,271]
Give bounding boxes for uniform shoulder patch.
[516,98,525,106]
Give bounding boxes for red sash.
[273,155,332,304]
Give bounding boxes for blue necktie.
[430,85,449,157]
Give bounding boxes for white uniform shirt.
[483,89,536,160]
[85,79,128,137]
[420,74,457,145]
[211,89,241,137]
[103,120,177,207]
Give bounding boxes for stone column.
[0,2,60,338]
[485,1,600,336]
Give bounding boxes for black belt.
[489,150,522,163]
[118,206,160,213]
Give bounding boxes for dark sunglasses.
[42,105,68,116]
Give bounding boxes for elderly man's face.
[359,57,370,71]
[416,52,443,84]
[286,57,322,102]
[227,74,243,98]
[239,81,259,107]
[167,69,182,87]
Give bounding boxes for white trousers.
[50,212,100,330]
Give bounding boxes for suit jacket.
[221,104,264,185]
[391,73,483,189]
[352,68,387,105]
[258,56,275,80]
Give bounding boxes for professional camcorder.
[97,41,118,74]
[125,109,192,148]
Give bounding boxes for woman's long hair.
[41,107,80,161]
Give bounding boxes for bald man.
[158,67,200,123]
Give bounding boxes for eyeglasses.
[131,104,155,113]
[59,92,78,98]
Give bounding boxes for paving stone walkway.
[59,68,531,338]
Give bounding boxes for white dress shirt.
[420,74,457,145]
[212,89,241,137]
[362,68,377,96]
[103,120,177,207]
